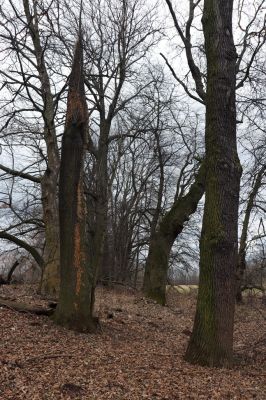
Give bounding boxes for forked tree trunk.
[185,0,242,367]
[54,35,96,332]
[143,162,206,305]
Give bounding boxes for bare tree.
[54,30,97,332]
[80,0,160,305]
[0,0,67,295]
[184,0,241,367]
[143,159,205,305]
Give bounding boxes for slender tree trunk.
[40,170,60,297]
[236,167,265,302]
[0,261,19,285]
[23,0,61,297]
[89,120,109,311]
[37,62,60,297]
[185,0,242,367]
[54,36,96,332]
[6,261,20,283]
[143,162,206,305]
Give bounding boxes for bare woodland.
[0,0,265,398]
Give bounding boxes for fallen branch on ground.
[0,298,55,316]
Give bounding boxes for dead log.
[0,298,55,316]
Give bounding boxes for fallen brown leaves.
[0,284,265,399]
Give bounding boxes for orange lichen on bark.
[74,179,84,296]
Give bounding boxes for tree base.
[39,274,60,299]
[184,339,233,368]
[53,311,99,333]
[143,287,166,306]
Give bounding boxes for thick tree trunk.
[143,234,173,305]
[185,0,241,367]
[143,162,206,305]
[54,36,96,332]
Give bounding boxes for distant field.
[167,285,265,296]
[242,288,265,297]
[166,285,198,294]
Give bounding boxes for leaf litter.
[0,284,265,399]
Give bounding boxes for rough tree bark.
[143,162,206,305]
[54,34,97,332]
[184,0,242,367]
[40,171,60,297]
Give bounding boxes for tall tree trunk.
[23,0,60,296]
[236,167,265,302]
[54,36,96,332]
[143,162,206,305]
[40,170,60,297]
[89,120,109,311]
[185,0,242,367]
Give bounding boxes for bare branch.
[0,164,41,183]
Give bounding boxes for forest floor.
[0,284,265,400]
